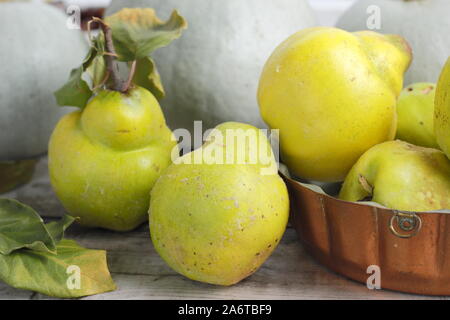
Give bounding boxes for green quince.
[48,9,186,231]
[49,87,177,231]
[150,122,289,285]
[435,58,450,158]
[340,140,450,212]
[258,27,412,182]
[396,82,438,149]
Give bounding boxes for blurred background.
[308,0,357,25]
[28,0,359,27]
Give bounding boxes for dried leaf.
[0,239,116,298]
[106,8,187,61]
[132,57,165,99]
[0,199,74,255]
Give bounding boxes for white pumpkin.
[0,2,88,161]
[106,0,317,133]
[337,0,450,85]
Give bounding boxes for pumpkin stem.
[92,17,125,92]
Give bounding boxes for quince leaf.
[91,32,106,57]
[87,55,107,90]
[105,8,187,61]
[54,67,92,109]
[54,47,97,109]
[0,239,116,298]
[132,57,165,100]
[0,199,74,255]
[0,199,116,298]
[45,215,76,246]
[86,33,109,90]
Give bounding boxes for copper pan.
[281,172,450,296]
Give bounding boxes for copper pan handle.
[389,211,422,239]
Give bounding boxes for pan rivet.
[389,211,422,239]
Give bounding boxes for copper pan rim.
[281,168,450,296]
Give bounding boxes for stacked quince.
[50,8,290,286]
[258,26,450,212]
[50,13,450,289]
[340,59,450,212]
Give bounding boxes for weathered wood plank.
[72,227,447,300]
[0,225,446,300]
[0,286,33,300]
[5,226,443,300]
[1,157,447,299]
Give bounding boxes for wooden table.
[0,158,446,300]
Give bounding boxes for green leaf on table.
[54,47,98,109]
[132,57,165,100]
[0,239,116,298]
[45,215,76,245]
[0,199,74,255]
[105,8,187,61]
[0,198,116,298]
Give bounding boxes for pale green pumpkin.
[0,2,88,161]
[337,0,450,84]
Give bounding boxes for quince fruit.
[150,122,289,285]
[258,27,412,182]
[49,87,177,231]
[340,140,450,212]
[396,83,438,149]
[435,58,450,158]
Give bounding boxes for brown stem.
[122,60,137,92]
[92,17,124,92]
[92,70,111,91]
